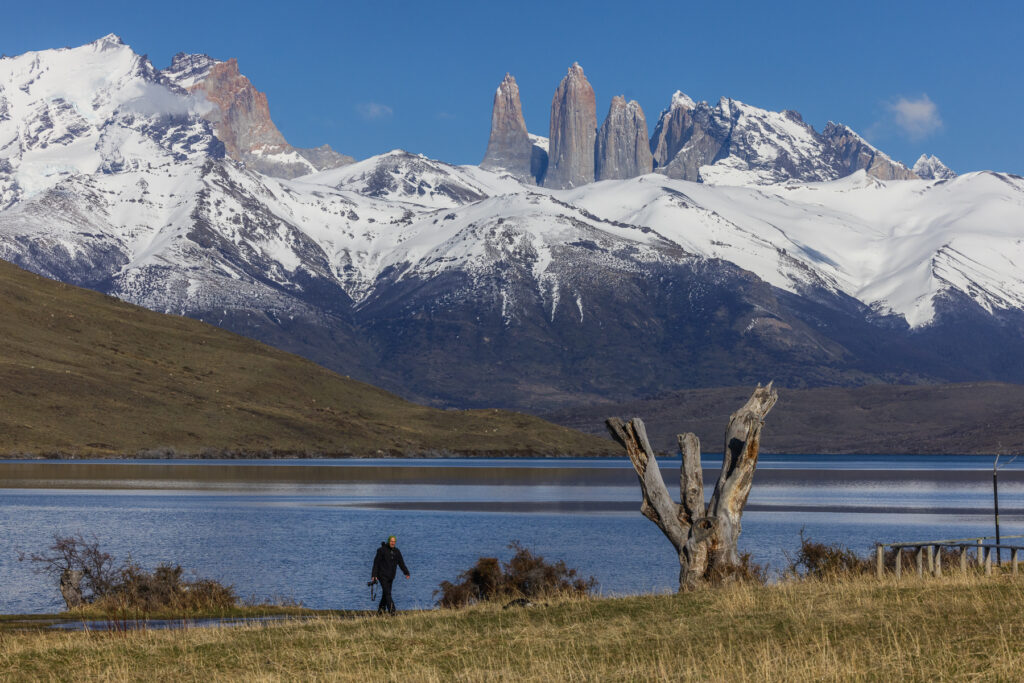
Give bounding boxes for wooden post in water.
[876,544,884,579]
[916,546,924,577]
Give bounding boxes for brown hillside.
[0,259,615,457]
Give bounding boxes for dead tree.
[606,383,778,590]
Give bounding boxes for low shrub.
[19,534,237,612]
[96,561,237,612]
[787,529,871,578]
[707,552,768,585]
[435,541,596,608]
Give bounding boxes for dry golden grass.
[5,571,1024,681]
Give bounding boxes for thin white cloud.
[357,102,393,121]
[886,94,942,140]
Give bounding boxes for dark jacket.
[372,542,409,581]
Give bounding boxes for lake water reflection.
[2,455,1023,614]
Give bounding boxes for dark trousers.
[377,577,395,614]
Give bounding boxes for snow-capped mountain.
[161,52,354,179]
[648,92,917,185]
[913,154,957,180]
[0,34,220,209]
[1,36,1021,411]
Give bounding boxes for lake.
[2,455,1023,614]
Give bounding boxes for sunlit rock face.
[480,73,536,184]
[595,95,652,181]
[544,63,596,189]
[164,53,353,179]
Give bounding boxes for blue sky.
[3,0,1022,174]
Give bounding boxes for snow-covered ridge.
[0,36,1021,335]
[0,34,218,207]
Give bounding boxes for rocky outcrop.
[650,91,704,178]
[189,59,288,158]
[530,135,549,185]
[480,74,535,184]
[650,94,840,184]
[544,63,596,189]
[595,96,652,180]
[913,154,956,180]
[649,93,919,185]
[822,123,917,181]
[164,54,353,179]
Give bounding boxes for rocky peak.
[164,52,221,90]
[544,63,596,189]
[913,154,956,180]
[670,90,696,111]
[480,73,535,184]
[92,34,126,52]
[595,96,652,181]
[822,122,918,181]
[188,58,289,159]
[162,56,353,179]
[649,90,702,177]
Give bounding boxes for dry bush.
[706,551,768,585]
[17,534,120,603]
[19,535,237,612]
[96,561,237,612]
[435,541,596,608]
[787,530,872,579]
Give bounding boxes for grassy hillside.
[0,259,615,457]
[5,574,1024,680]
[547,382,1024,455]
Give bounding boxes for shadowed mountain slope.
[545,383,1024,456]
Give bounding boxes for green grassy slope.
[0,259,615,457]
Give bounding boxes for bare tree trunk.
[607,383,778,590]
[60,569,84,609]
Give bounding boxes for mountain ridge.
[0,36,1017,417]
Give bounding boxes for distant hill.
[0,259,615,457]
[545,383,1024,456]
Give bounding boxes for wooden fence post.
[961,546,968,573]
[986,548,993,576]
[1014,549,1019,576]
[895,549,902,579]
[978,538,985,568]
[934,546,942,578]
[916,546,925,577]
[927,545,935,574]
[876,544,884,579]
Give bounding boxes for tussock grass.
[5,572,1024,680]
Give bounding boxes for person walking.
[371,535,410,614]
